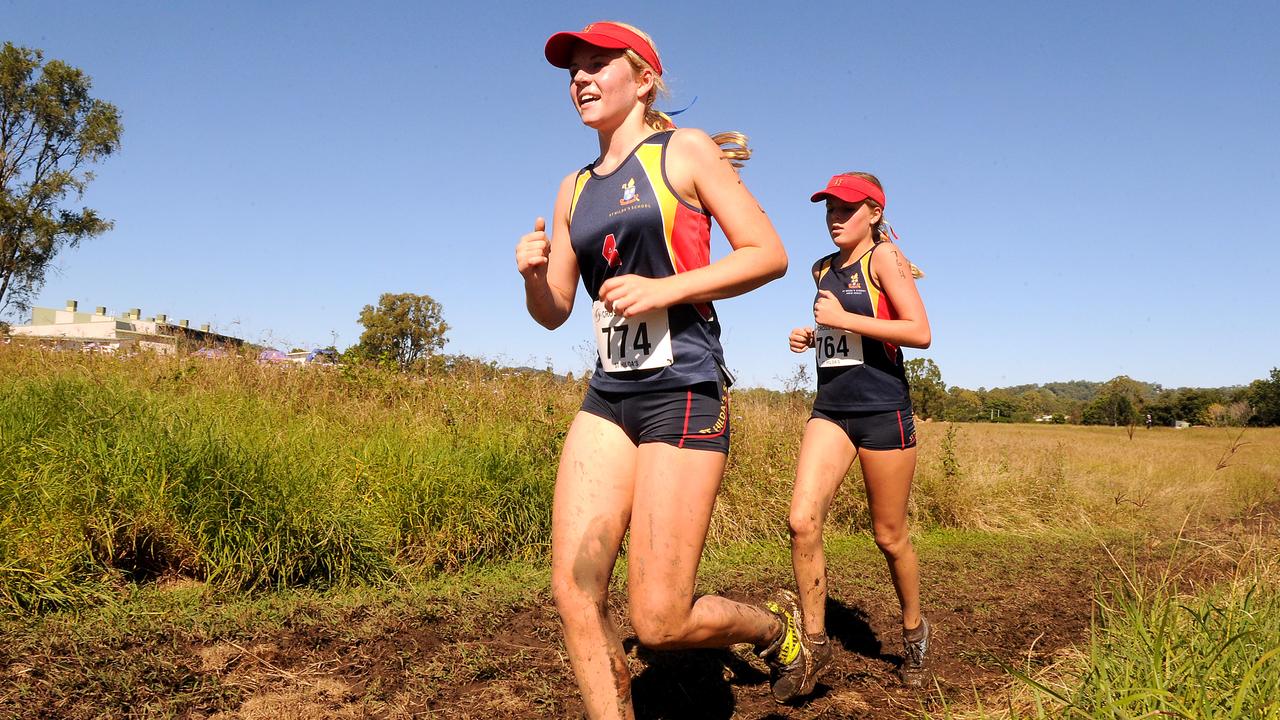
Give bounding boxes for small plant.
[941,424,962,482]
[1216,429,1251,471]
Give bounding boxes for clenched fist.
[789,326,815,353]
[515,217,550,277]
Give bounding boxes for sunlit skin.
[514,36,788,720]
[786,190,931,643]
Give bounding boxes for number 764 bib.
[592,301,674,372]
[815,325,864,368]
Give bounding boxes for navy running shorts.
[580,379,730,454]
[811,406,917,450]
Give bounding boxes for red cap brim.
[545,31,631,68]
[544,23,663,75]
[810,188,876,204]
[810,175,886,208]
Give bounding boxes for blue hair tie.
[663,95,698,117]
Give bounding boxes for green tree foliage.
[943,387,982,421]
[1082,375,1147,426]
[0,43,121,316]
[904,357,945,419]
[1247,367,1280,426]
[354,292,449,371]
[981,391,1020,423]
[1145,388,1216,426]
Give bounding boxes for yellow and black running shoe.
[759,590,810,703]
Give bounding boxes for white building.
[6,300,242,354]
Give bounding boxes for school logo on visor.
[619,178,640,206]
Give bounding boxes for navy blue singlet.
[813,245,911,411]
[568,131,727,392]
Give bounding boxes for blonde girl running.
[516,21,814,717]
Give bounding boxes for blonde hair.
[835,171,925,279]
[611,22,753,169]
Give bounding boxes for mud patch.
[3,519,1266,720]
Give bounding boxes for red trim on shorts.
[897,410,905,449]
[678,390,693,448]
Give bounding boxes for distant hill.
[978,379,1243,403]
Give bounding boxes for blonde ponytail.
[614,22,754,168]
[710,131,751,169]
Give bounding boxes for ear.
[634,66,656,99]
[868,204,884,225]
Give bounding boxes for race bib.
[592,301,674,372]
[815,325,863,368]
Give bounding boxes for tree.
[1082,375,1144,426]
[355,292,449,371]
[943,387,982,421]
[904,357,945,419]
[1247,368,1280,426]
[0,43,121,317]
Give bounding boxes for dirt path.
[202,534,1109,719]
[4,521,1260,720]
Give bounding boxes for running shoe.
[898,616,931,687]
[758,590,819,703]
[799,632,835,696]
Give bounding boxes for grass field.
[2,344,1277,718]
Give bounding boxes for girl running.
[786,172,932,692]
[516,21,810,717]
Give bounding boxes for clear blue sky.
[5,1,1278,390]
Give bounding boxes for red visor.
[810,175,886,209]
[544,22,663,76]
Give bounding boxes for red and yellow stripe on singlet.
[859,248,899,361]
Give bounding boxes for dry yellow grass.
[721,390,1279,544]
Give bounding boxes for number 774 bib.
[815,324,864,368]
[592,301,674,372]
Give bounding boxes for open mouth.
[578,92,600,109]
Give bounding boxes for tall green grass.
[0,348,565,612]
[995,565,1280,719]
[2,344,1278,615]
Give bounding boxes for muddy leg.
[551,412,637,720]
[626,442,779,650]
[789,418,858,636]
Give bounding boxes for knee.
[551,569,605,622]
[788,508,824,544]
[628,597,691,650]
[873,526,912,559]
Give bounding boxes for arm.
[812,242,931,348]
[598,128,788,317]
[516,172,580,329]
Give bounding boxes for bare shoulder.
[873,241,911,264]
[667,127,722,162]
[557,169,581,192]
[810,256,826,282]
[871,241,917,284]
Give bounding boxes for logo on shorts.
[602,233,621,268]
[619,178,640,206]
[697,385,730,435]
